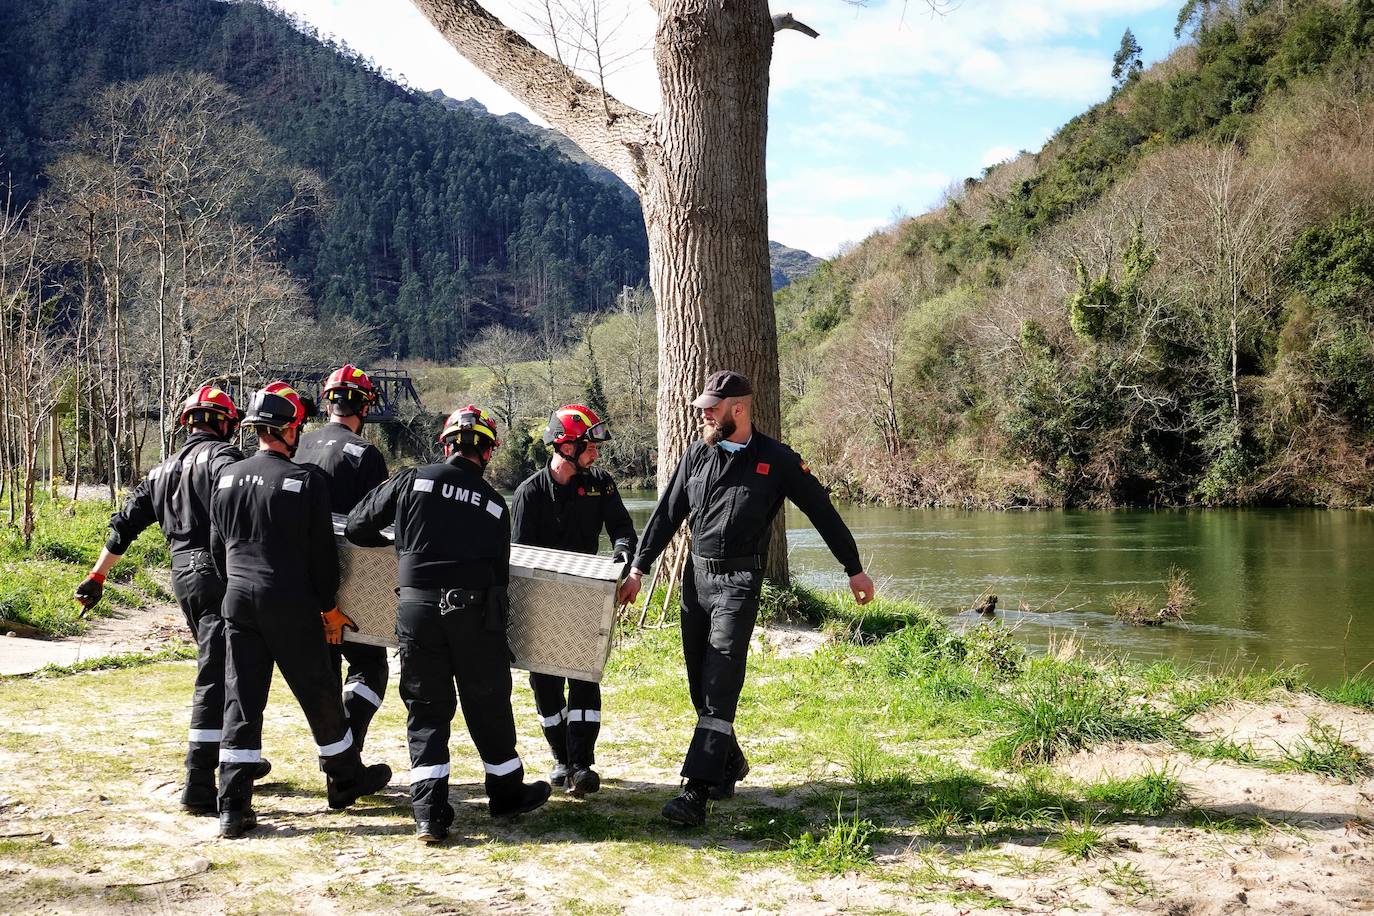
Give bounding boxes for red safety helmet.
[439,404,500,448]
[323,365,376,403]
[244,381,308,431]
[542,404,611,447]
[179,384,238,429]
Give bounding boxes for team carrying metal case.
[333,515,623,682]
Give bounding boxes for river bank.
[1,591,1371,913]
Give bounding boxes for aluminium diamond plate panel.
[333,515,624,681]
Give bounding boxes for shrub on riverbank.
[0,494,171,636]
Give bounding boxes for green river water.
[619,494,1374,686]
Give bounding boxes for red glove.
[321,607,358,645]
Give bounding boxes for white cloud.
[768,213,893,260]
[979,145,1018,168]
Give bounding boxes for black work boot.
[708,752,750,801]
[327,763,393,810]
[662,780,710,827]
[181,768,217,815]
[251,759,273,781]
[567,766,600,798]
[488,780,552,818]
[218,807,257,839]
[549,762,570,788]
[416,802,454,845]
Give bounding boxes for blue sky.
[271,0,1184,256]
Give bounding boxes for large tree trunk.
[645,0,788,581]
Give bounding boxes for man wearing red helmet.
[74,384,271,816]
[346,405,550,844]
[511,404,636,797]
[295,365,390,755]
[209,382,392,838]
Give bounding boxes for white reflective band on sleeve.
[219,747,262,764]
[188,728,223,743]
[413,478,435,493]
[567,709,602,723]
[696,716,733,735]
[343,442,366,457]
[483,756,522,776]
[282,477,303,493]
[539,711,565,728]
[409,763,450,784]
[343,681,382,708]
[217,475,234,489]
[316,729,355,757]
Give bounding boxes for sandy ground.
[0,597,187,675]
[1,605,1372,914]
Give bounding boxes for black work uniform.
[106,431,243,776]
[634,432,863,785]
[295,421,390,752]
[209,450,363,812]
[511,465,636,767]
[346,455,522,824]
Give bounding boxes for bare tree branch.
[771,13,819,38]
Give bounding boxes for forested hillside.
[0,0,649,359]
[776,0,1374,508]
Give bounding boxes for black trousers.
[396,594,524,823]
[678,559,760,784]
[332,642,388,753]
[529,672,601,766]
[169,550,227,774]
[218,581,360,811]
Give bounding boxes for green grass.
[1273,721,1373,782]
[7,644,197,680]
[1082,768,1187,817]
[1314,675,1374,711]
[1049,814,1106,859]
[787,800,878,874]
[0,493,173,635]
[986,666,1176,767]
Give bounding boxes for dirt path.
[0,599,187,675]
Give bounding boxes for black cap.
[692,370,754,408]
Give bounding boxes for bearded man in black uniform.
[210,382,392,838]
[346,405,550,844]
[75,385,271,814]
[617,371,876,826]
[295,364,390,753]
[511,404,636,798]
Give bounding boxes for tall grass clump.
[987,666,1174,767]
[1314,675,1374,711]
[787,800,878,874]
[1083,767,1188,817]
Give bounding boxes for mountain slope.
[0,0,649,360]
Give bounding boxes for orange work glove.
[321,607,358,645]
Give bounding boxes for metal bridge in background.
[210,367,424,423]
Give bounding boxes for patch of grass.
[987,668,1175,767]
[729,806,808,843]
[1082,768,1187,817]
[1313,675,1374,711]
[1097,861,1155,902]
[1168,665,1305,718]
[1273,721,1373,782]
[5,644,196,680]
[1180,808,1273,833]
[1049,815,1106,859]
[787,800,878,874]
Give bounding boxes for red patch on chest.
[577,487,586,496]
[755,462,771,475]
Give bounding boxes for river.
[617,495,1373,686]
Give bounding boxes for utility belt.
[170,547,213,572]
[398,585,510,632]
[690,553,765,574]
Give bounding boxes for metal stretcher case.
[332,515,623,682]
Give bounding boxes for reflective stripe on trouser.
[218,583,359,811]
[333,641,388,754]
[678,559,762,784]
[529,672,601,766]
[397,595,521,823]
[170,556,228,773]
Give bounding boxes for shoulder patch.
[485,501,504,519]
[413,478,435,493]
[282,477,303,493]
[342,442,366,457]
[217,475,234,489]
